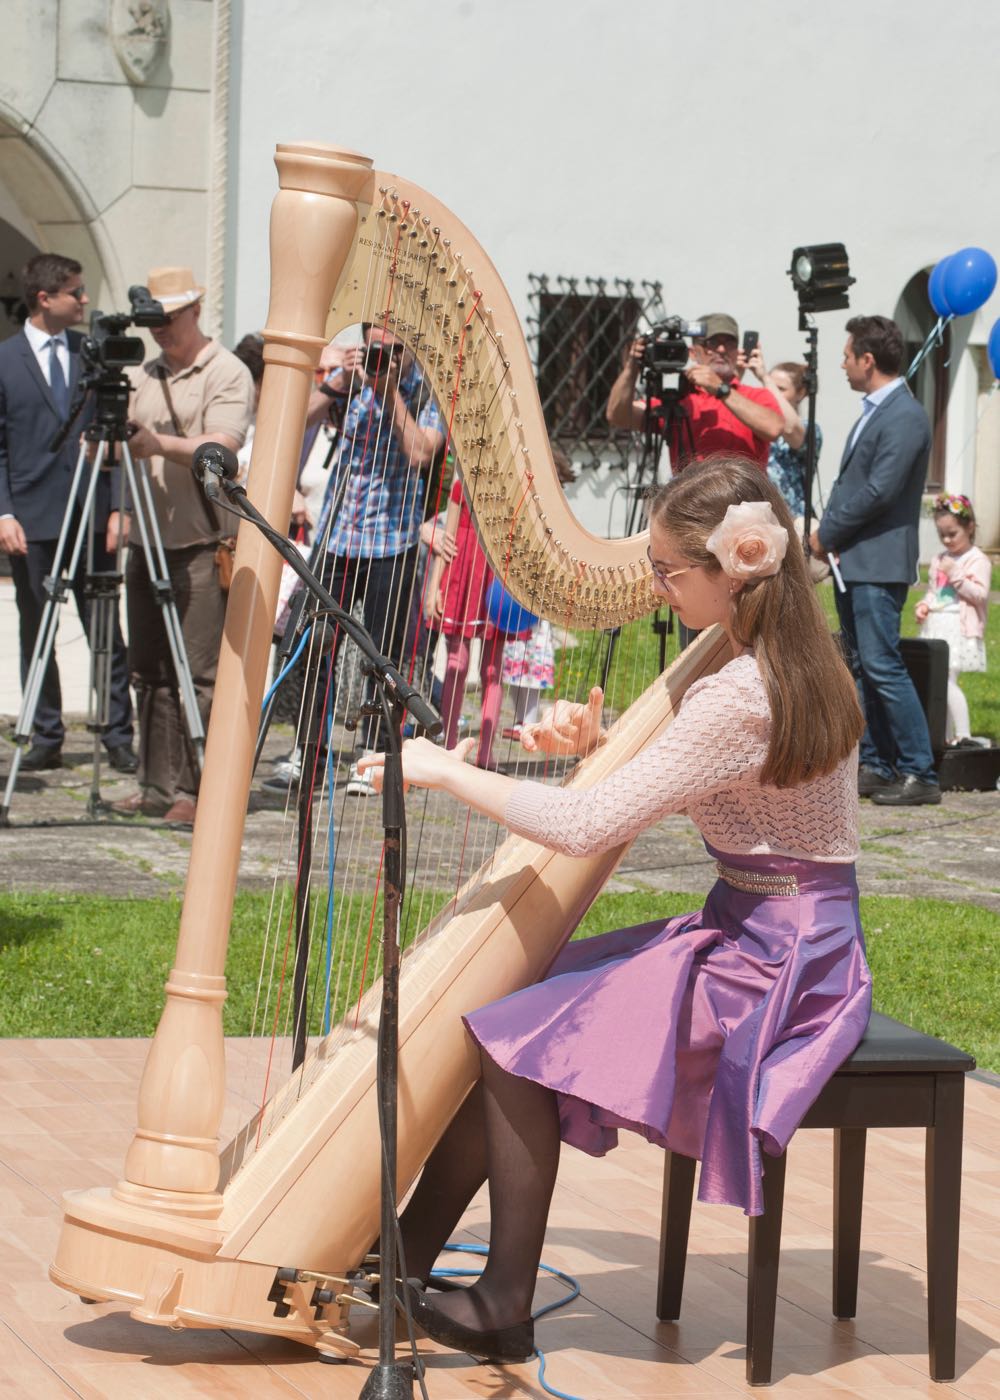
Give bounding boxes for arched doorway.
[0,113,116,337]
[894,270,950,491]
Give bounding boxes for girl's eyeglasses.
[646,546,692,587]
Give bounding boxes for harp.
[50,143,730,1357]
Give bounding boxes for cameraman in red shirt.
[607,313,782,470]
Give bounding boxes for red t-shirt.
[662,383,780,471]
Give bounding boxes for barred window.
[527,276,664,469]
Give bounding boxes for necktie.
[47,337,69,418]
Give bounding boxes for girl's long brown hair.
[650,456,863,787]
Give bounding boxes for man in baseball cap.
[607,310,783,472]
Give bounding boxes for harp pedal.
[269,1265,358,1321]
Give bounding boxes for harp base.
[50,1189,361,1358]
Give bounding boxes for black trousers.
[308,546,422,752]
[11,530,133,751]
[126,543,224,803]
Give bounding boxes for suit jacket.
[818,383,931,585]
[0,327,112,541]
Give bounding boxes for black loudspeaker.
[900,637,998,790]
[938,745,1000,792]
[899,637,949,756]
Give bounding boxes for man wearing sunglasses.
[0,252,136,775]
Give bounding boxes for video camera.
[51,287,169,452]
[641,316,707,375]
[81,285,168,374]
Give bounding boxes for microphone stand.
[197,451,438,1398]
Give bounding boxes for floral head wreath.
[934,492,974,521]
[705,500,789,580]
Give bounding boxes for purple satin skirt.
[464,847,872,1216]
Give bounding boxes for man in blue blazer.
[811,315,939,806]
[0,253,135,772]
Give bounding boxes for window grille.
[526,276,664,469]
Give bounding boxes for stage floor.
[1,1036,998,1399]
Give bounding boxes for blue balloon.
[486,578,537,635]
[927,257,954,318]
[941,246,997,316]
[988,319,1000,381]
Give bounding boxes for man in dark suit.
[0,253,135,772]
[811,314,939,806]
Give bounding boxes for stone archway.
[0,112,120,337]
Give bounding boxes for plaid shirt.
[323,367,443,559]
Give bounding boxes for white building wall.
[0,0,217,328]
[230,0,1000,546]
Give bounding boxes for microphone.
[193,441,239,501]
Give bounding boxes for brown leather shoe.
[163,795,197,826]
[111,790,170,817]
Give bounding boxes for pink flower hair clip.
[705,500,789,580]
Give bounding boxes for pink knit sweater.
[504,654,859,863]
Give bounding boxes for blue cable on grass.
[431,1242,584,1400]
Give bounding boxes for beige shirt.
[129,339,254,549]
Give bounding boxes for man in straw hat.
[112,266,253,825]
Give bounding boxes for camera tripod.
[0,393,206,825]
[602,365,696,687]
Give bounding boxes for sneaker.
[260,748,329,793]
[260,753,300,793]
[345,761,377,797]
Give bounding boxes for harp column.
[115,143,373,1216]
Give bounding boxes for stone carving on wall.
[110,0,171,84]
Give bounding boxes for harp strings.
[231,190,667,1156]
[235,208,489,1120]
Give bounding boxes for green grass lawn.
[1,888,996,1073]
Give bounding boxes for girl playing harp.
[359,454,871,1364]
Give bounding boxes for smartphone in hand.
[742,330,759,358]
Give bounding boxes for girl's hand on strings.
[521,686,606,757]
[357,737,477,793]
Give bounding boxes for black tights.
[397,1052,561,1328]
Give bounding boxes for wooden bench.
[656,1011,976,1385]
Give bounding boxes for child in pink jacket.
[916,494,991,743]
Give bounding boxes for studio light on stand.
[787,243,855,559]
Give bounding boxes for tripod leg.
[84,577,120,815]
[1,441,108,824]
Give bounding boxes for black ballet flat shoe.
[364,1273,463,1306]
[397,1282,535,1364]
